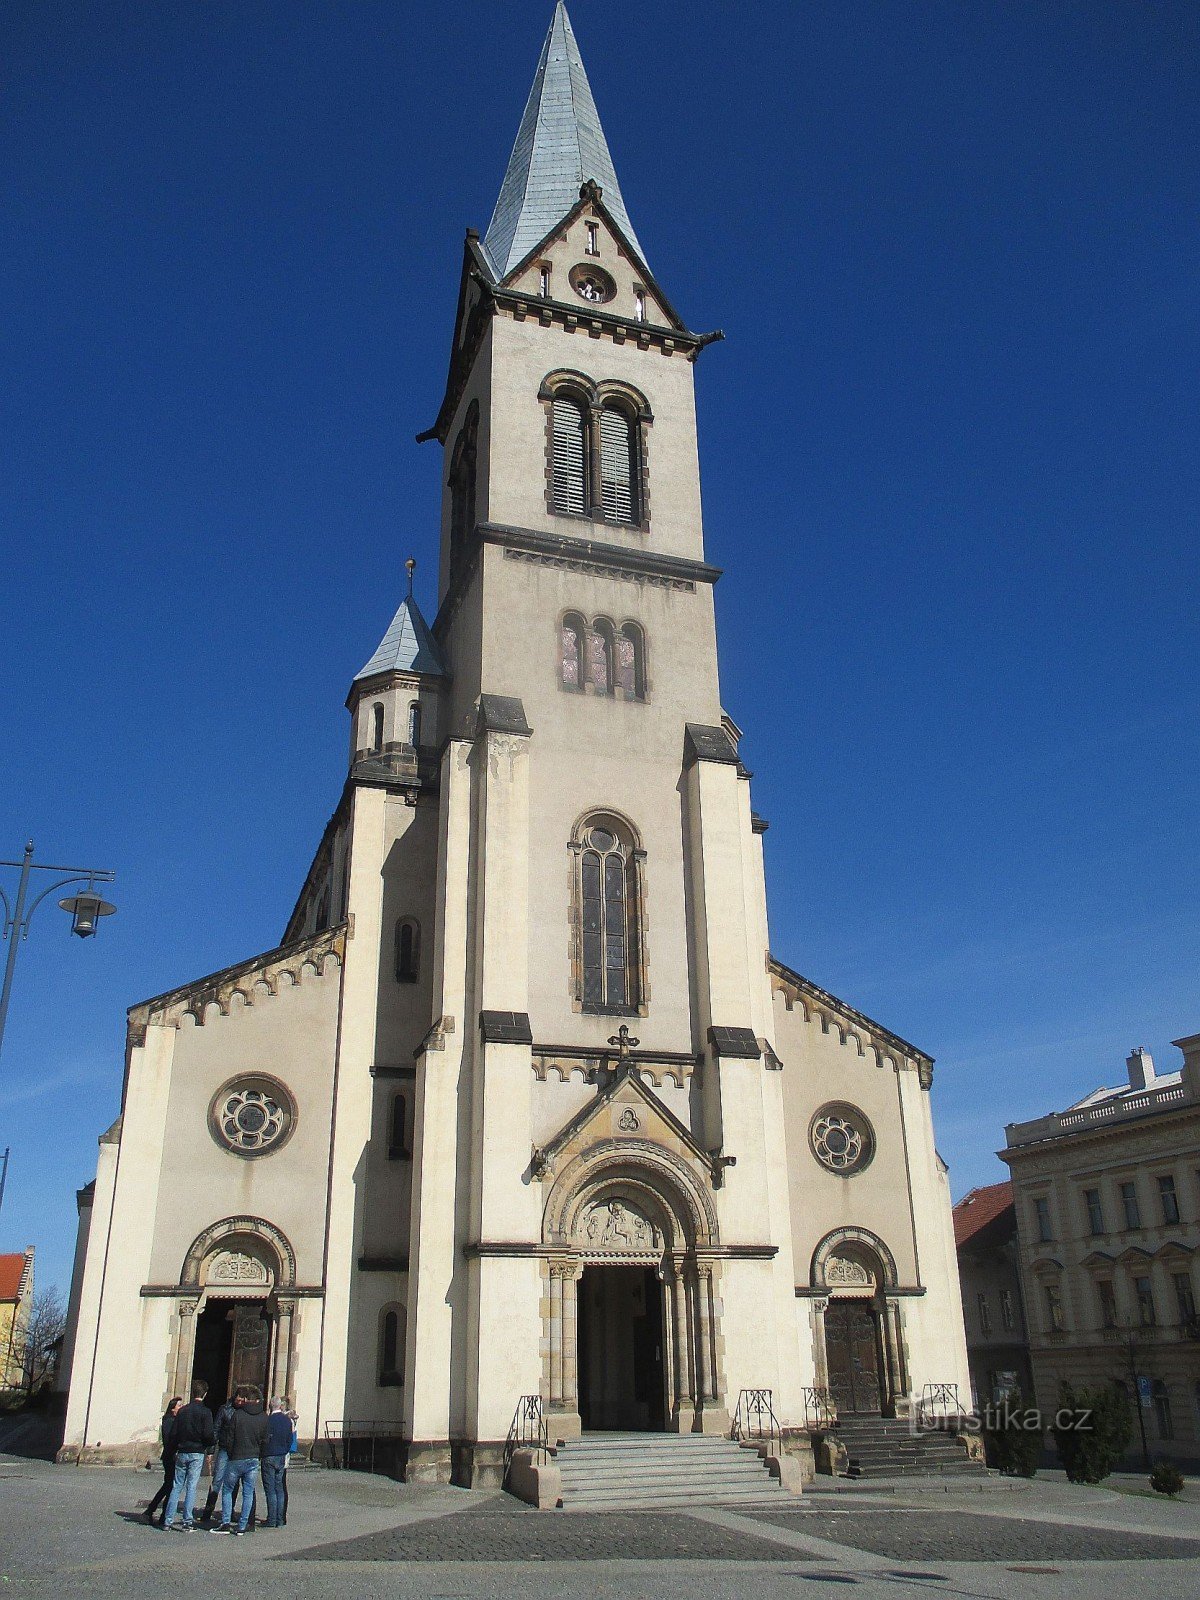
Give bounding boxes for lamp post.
[0,842,117,1067]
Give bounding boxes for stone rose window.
[209,1076,295,1158]
[810,1104,874,1175]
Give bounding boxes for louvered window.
[551,397,587,515]
[600,406,638,524]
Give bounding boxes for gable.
[505,203,674,330]
[532,1066,714,1184]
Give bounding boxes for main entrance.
[190,1300,273,1411]
[577,1265,665,1431]
[825,1300,885,1415]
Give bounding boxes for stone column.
[272,1297,297,1403]
[544,1259,581,1440]
[883,1297,909,1415]
[171,1298,200,1399]
[668,1257,696,1432]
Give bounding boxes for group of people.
[144,1378,299,1535]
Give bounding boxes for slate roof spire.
[482,2,646,279]
[355,589,447,681]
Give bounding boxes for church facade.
[60,5,969,1484]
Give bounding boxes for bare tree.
[22,1287,66,1396]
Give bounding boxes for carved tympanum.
[581,1198,656,1252]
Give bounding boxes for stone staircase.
[834,1416,986,1480]
[555,1432,793,1510]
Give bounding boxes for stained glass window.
[578,822,637,1012]
[587,626,611,693]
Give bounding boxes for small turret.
[346,559,447,781]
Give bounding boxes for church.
[59,5,970,1488]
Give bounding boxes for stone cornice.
[769,955,933,1085]
[481,521,721,588]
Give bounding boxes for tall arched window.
[407,702,422,748]
[599,405,638,524]
[616,622,646,699]
[576,816,641,1013]
[551,395,588,515]
[389,1092,408,1159]
[587,618,614,694]
[379,1304,405,1386]
[395,918,420,983]
[560,611,585,691]
[448,403,478,590]
[371,703,385,753]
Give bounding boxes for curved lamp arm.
[21,874,106,937]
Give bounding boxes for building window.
[587,618,615,693]
[1034,1197,1052,1243]
[372,703,385,754]
[379,1305,405,1387]
[560,612,585,691]
[809,1105,875,1176]
[1173,1272,1195,1323]
[1152,1379,1173,1441]
[448,401,478,589]
[1158,1174,1180,1225]
[208,1075,296,1160]
[585,220,599,255]
[395,918,420,984]
[388,1093,408,1160]
[1084,1188,1104,1235]
[1044,1284,1064,1333]
[407,703,422,749]
[1134,1275,1156,1327]
[977,1292,991,1336]
[551,395,588,515]
[616,623,646,698]
[633,287,645,322]
[599,405,639,524]
[1098,1280,1117,1329]
[539,262,550,298]
[1121,1181,1141,1230]
[1000,1287,1014,1331]
[574,815,641,1014]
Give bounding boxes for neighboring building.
[60,4,969,1480]
[952,1182,1032,1409]
[0,1247,35,1392]
[1001,1039,1200,1463]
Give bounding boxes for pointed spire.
[355,588,447,681]
[482,2,646,279]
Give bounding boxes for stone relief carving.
[618,1107,640,1132]
[206,1250,272,1286]
[582,1198,656,1252]
[825,1253,875,1289]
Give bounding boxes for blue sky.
[2,1,1197,1295]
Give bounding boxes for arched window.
[587,618,614,694]
[560,611,585,691]
[407,702,422,749]
[551,395,588,515]
[616,622,646,699]
[449,403,478,590]
[314,886,330,933]
[379,1305,405,1386]
[599,405,639,524]
[389,1092,408,1159]
[371,703,384,754]
[395,918,420,983]
[575,816,641,1013]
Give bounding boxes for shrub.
[1053,1382,1133,1485]
[1150,1460,1185,1497]
[983,1394,1042,1477]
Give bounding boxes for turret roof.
[354,593,447,681]
[482,3,645,279]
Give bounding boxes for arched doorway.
[811,1228,907,1418]
[540,1141,725,1437]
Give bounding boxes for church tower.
[59,4,970,1488]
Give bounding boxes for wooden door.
[227,1303,272,1397]
[825,1301,883,1415]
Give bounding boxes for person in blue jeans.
[162,1380,215,1530]
[260,1398,292,1528]
[213,1384,269,1536]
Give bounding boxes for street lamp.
[0,841,117,1065]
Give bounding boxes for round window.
[209,1076,295,1158]
[810,1104,874,1175]
[569,263,616,304]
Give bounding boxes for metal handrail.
[918,1383,962,1426]
[731,1388,782,1452]
[800,1386,838,1429]
[322,1419,407,1472]
[504,1394,549,1479]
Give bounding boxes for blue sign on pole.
[1137,1375,1153,1408]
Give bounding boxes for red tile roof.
[0,1252,30,1301]
[953,1181,1014,1248]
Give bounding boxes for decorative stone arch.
[810,1227,910,1418]
[539,1140,725,1438]
[167,1217,301,1413]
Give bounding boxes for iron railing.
[917,1383,962,1427]
[800,1386,838,1430]
[504,1394,549,1479]
[731,1388,782,1452]
[322,1419,407,1474]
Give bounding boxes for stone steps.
[831,1417,986,1480]
[554,1432,790,1509]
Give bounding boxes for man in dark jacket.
[260,1398,293,1528]
[214,1385,269,1536]
[162,1380,216,1530]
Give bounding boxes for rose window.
[810,1106,873,1174]
[210,1078,294,1157]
